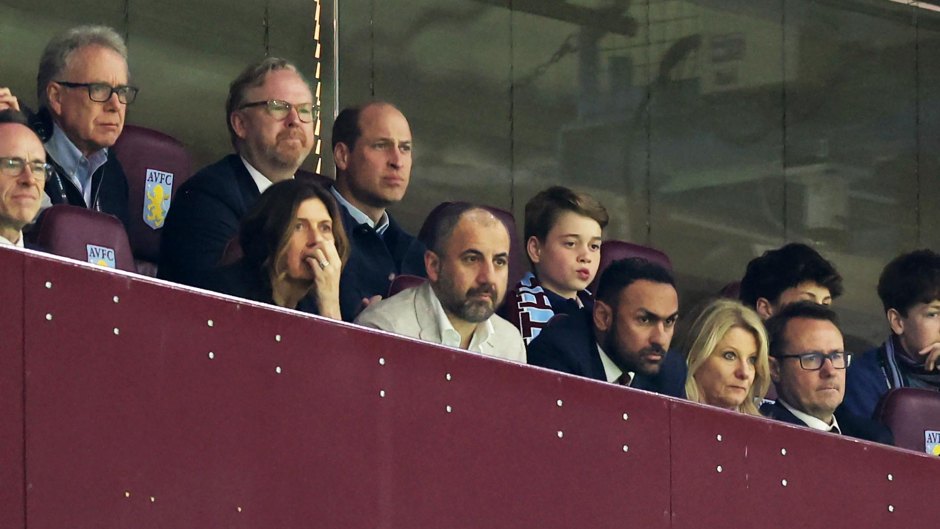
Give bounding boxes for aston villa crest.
[86,244,116,268]
[144,168,173,229]
[926,430,940,456]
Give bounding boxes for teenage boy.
[502,186,608,345]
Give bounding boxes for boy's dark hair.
[877,249,940,316]
[524,185,608,245]
[595,258,675,307]
[765,301,840,358]
[739,243,843,308]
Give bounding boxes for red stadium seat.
[33,205,135,272]
[419,202,525,287]
[588,239,673,294]
[719,280,742,300]
[875,387,940,454]
[387,274,427,297]
[111,124,193,276]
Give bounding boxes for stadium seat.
[387,274,427,297]
[111,124,193,276]
[33,205,136,272]
[419,202,525,287]
[588,239,673,294]
[719,280,741,300]
[874,387,940,454]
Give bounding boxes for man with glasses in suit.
[159,57,316,286]
[761,301,893,445]
[0,110,50,248]
[36,25,136,228]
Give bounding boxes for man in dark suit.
[0,110,48,248]
[760,301,894,445]
[329,102,426,321]
[159,57,316,285]
[527,258,686,397]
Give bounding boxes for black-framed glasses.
[0,157,52,181]
[777,351,852,371]
[239,100,318,123]
[55,81,139,104]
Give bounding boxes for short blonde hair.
[682,298,770,416]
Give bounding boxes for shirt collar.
[779,399,840,433]
[330,187,390,235]
[46,123,108,179]
[597,344,633,385]
[0,232,24,248]
[240,157,286,194]
[426,284,494,352]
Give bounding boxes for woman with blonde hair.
[682,298,770,415]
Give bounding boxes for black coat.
[158,155,259,286]
[335,199,426,321]
[760,400,894,445]
[44,148,130,230]
[527,307,688,398]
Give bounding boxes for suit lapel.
[414,283,443,343]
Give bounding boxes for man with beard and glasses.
[159,57,316,286]
[527,257,686,396]
[355,203,525,362]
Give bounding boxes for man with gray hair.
[355,203,526,362]
[36,25,135,227]
[159,57,316,285]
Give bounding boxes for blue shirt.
[44,124,108,207]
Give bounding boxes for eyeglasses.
[55,81,139,104]
[0,157,52,181]
[239,100,318,123]
[777,351,852,371]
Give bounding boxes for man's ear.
[46,83,63,115]
[526,236,542,265]
[887,308,905,336]
[334,142,350,171]
[424,250,440,282]
[593,299,613,333]
[755,298,775,320]
[230,111,248,140]
[769,356,781,384]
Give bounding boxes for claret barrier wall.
[1,247,937,529]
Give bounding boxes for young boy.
[502,186,608,345]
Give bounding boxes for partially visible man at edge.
[0,110,48,248]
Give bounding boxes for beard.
[603,319,665,377]
[264,128,310,169]
[435,275,500,324]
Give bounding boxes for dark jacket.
[760,400,894,445]
[202,259,320,315]
[336,200,426,321]
[527,307,687,398]
[158,155,259,286]
[44,148,130,230]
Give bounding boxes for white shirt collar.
[330,187,390,235]
[0,232,24,248]
[425,284,494,353]
[597,344,634,385]
[779,398,841,433]
[240,157,287,194]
